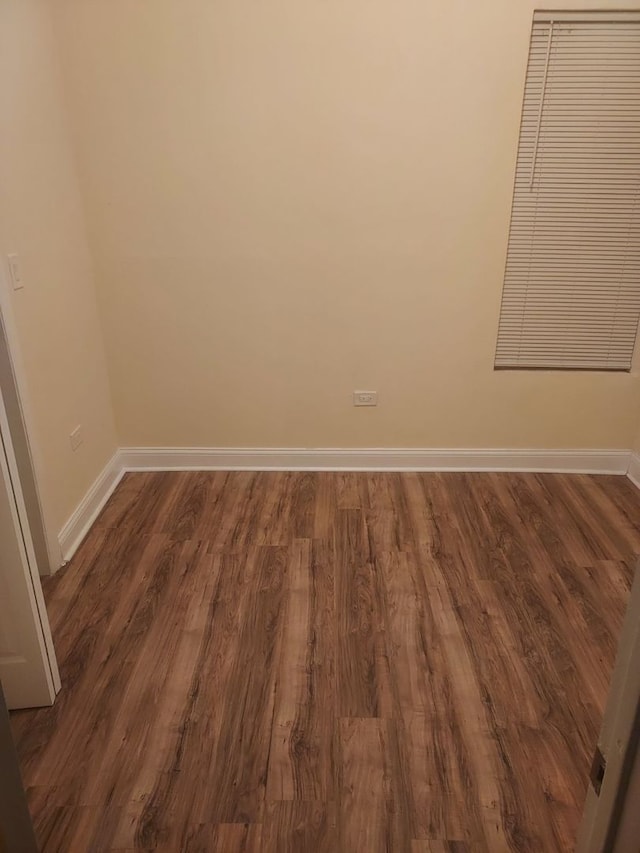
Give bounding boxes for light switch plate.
[7,254,23,290]
[69,425,83,451]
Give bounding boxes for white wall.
[50,0,640,452]
[0,0,117,565]
[2,0,640,559]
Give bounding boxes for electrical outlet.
[353,390,378,407]
[69,425,83,451]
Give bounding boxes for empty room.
[2,1,640,851]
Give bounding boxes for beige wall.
[46,0,640,450]
[0,0,117,560]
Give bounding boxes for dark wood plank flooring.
[10,471,640,852]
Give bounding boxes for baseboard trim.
[57,446,634,563]
[627,452,640,490]
[58,452,125,562]
[119,446,631,475]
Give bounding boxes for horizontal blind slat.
[495,16,640,370]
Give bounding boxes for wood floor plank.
[411,843,479,853]
[266,538,335,801]
[92,471,149,531]
[554,474,634,562]
[86,542,217,811]
[287,472,317,541]
[185,822,263,853]
[189,471,232,543]
[335,509,389,718]
[500,475,630,653]
[312,473,335,540]
[198,545,287,824]
[13,533,170,790]
[488,474,618,714]
[334,472,362,509]
[261,801,336,853]
[154,471,213,540]
[104,472,181,538]
[204,471,260,552]
[336,717,412,853]
[593,475,640,541]
[10,471,639,852]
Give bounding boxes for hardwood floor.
[10,471,640,852]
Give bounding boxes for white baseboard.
[58,452,125,562]
[119,446,631,475]
[58,446,635,563]
[627,452,640,490]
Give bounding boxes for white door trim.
[0,264,61,573]
[0,375,60,699]
[577,563,640,852]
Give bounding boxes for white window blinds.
[495,11,640,370]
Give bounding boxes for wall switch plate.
[7,254,23,290]
[353,390,378,407]
[69,425,83,451]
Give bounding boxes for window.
[495,11,640,370]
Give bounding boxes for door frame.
[0,260,60,704]
[0,352,61,701]
[577,561,640,852]
[0,264,62,575]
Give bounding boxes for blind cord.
[529,21,554,190]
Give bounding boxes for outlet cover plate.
[353,390,378,407]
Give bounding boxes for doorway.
[0,280,60,710]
